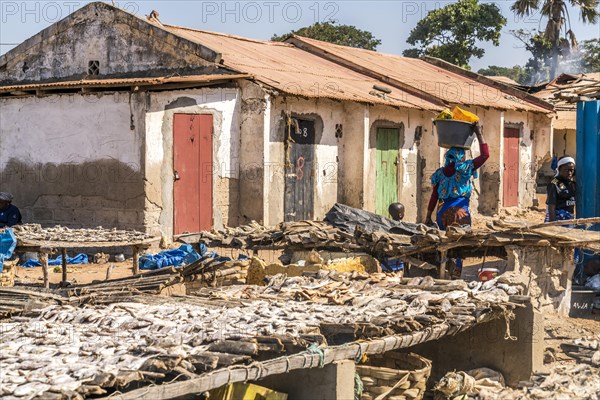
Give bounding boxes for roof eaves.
[0,74,253,95]
[422,56,555,113]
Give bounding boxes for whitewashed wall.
[0,92,145,228]
[366,105,434,222]
[144,88,241,238]
[267,96,343,225]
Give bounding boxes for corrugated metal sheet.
[575,101,600,220]
[289,36,551,113]
[161,25,442,111]
[0,74,252,92]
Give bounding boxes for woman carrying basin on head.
[425,123,489,230]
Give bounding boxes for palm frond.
[511,0,541,15]
[569,0,600,23]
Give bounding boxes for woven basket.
[357,352,432,400]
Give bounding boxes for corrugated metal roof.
[288,36,552,113]
[161,25,442,111]
[0,74,251,93]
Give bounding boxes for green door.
[376,128,399,217]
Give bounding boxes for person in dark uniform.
[545,156,576,222]
[0,192,22,228]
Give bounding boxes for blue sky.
[1,1,598,71]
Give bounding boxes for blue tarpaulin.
[139,243,249,270]
[139,244,201,270]
[22,253,89,268]
[0,228,17,273]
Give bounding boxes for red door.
[503,127,520,207]
[173,114,213,234]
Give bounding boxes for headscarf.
[555,157,575,177]
[444,147,465,166]
[0,192,13,202]
[432,147,478,200]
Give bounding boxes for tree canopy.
[477,65,528,84]
[579,39,600,73]
[403,0,506,69]
[511,29,598,84]
[271,22,381,50]
[511,0,599,79]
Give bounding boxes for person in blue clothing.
[0,192,22,227]
[425,123,488,278]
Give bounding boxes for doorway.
[173,114,213,234]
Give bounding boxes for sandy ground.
[544,312,600,367]
[13,246,282,287]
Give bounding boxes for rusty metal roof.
[532,72,600,129]
[0,74,251,93]
[287,36,553,113]
[161,25,442,111]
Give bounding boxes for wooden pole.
[132,245,140,275]
[527,216,600,229]
[438,250,447,280]
[40,252,49,289]
[61,248,68,284]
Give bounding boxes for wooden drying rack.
[16,237,159,289]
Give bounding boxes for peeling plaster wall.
[238,81,267,225]
[0,92,145,229]
[365,106,433,222]
[465,107,503,215]
[451,107,553,213]
[0,3,221,85]
[265,98,437,224]
[337,102,367,209]
[145,88,240,238]
[552,129,576,158]
[504,110,552,209]
[267,96,343,225]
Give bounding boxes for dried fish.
[13,224,153,243]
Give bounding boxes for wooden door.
[376,128,399,216]
[173,114,213,234]
[503,127,520,207]
[284,118,315,222]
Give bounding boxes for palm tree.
[511,0,599,79]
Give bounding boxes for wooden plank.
[16,237,159,249]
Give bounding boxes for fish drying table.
[16,237,159,289]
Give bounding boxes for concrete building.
[0,2,555,238]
